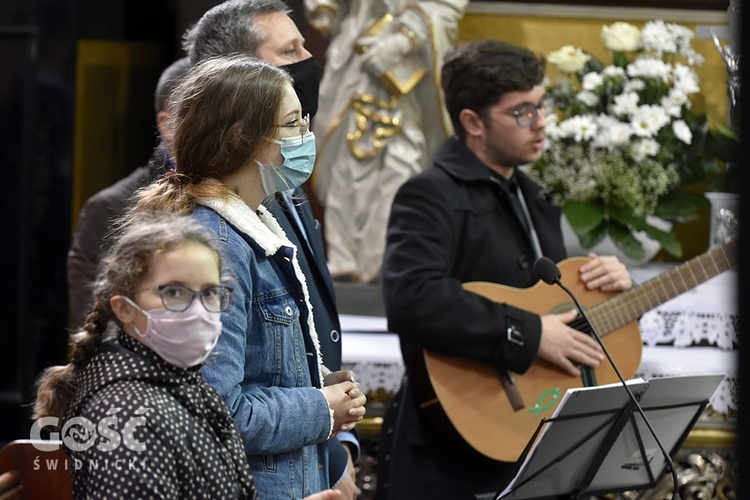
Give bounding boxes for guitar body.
[422,257,643,464]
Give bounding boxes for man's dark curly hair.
[442,40,546,140]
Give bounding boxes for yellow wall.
[456,10,731,259]
[72,41,163,226]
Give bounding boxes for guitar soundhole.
[581,365,597,387]
[569,312,598,387]
[549,303,576,315]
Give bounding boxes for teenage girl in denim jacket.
[130,55,366,499]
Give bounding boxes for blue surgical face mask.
[257,131,316,196]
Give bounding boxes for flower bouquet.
[526,20,735,261]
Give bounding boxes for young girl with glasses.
[34,213,343,500]
[33,213,254,498]
[126,54,365,499]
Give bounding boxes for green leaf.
[607,220,645,260]
[606,210,683,259]
[654,191,707,222]
[577,222,608,248]
[642,225,682,258]
[563,201,604,234]
[608,208,646,228]
[707,113,738,139]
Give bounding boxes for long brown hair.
[34,213,223,421]
[131,54,292,215]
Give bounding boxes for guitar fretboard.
[588,240,738,335]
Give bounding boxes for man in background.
[67,57,191,328]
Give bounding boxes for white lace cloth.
[340,316,405,395]
[632,265,738,415]
[634,266,738,350]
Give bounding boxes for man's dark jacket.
[269,189,357,487]
[67,149,168,328]
[376,136,566,499]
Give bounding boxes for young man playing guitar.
[376,40,633,499]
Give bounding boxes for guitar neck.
[588,240,738,336]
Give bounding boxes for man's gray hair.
[182,0,290,64]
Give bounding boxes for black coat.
[268,189,355,486]
[67,148,169,328]
[270,190,342,370]
[377,136,566,499]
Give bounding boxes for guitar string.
[572,243,735,344]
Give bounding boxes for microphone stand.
[545,263,681,500]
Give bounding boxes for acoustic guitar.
[417,240,737,463]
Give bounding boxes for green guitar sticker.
[529,388,560,418]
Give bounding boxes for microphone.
[533,256,681,500]
[532,256,561,285]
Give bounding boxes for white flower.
[642,20,677,56]
[623,79,645,93]
[543,113,561,144]
[683,49,705,67]
[668,23,694,41]
[581,72,604,91]
[545,120,564,141]
[602,66,625,79]
[627,57,670,82]
[660,89,688,117]
[672,119,693,144]
[559,114,598,142]
[631,138,660,162]
[576,90,600,107]
[672,63,700,94]
[595,113,622,129]
[630,104,670,137]
[592,117,632,149]
[548,45,591,73]
[668,22,695,56]
[611,91,639,116]
[531,19,709,254]
[601,22,641,52]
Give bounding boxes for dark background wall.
[1,0,77,446]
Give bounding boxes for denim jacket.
[193,198,331,499]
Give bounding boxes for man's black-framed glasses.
[511,99,553,127]
[137,284,234,313]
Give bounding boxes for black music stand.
[476,373,724,500]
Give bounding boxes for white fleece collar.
[197,196,290,256]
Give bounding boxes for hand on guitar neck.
[576,253,633,292]
[537,253,632,377]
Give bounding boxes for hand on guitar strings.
[538,309,604,376]
[578,253,633,292]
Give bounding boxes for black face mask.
[280,56,321,119]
